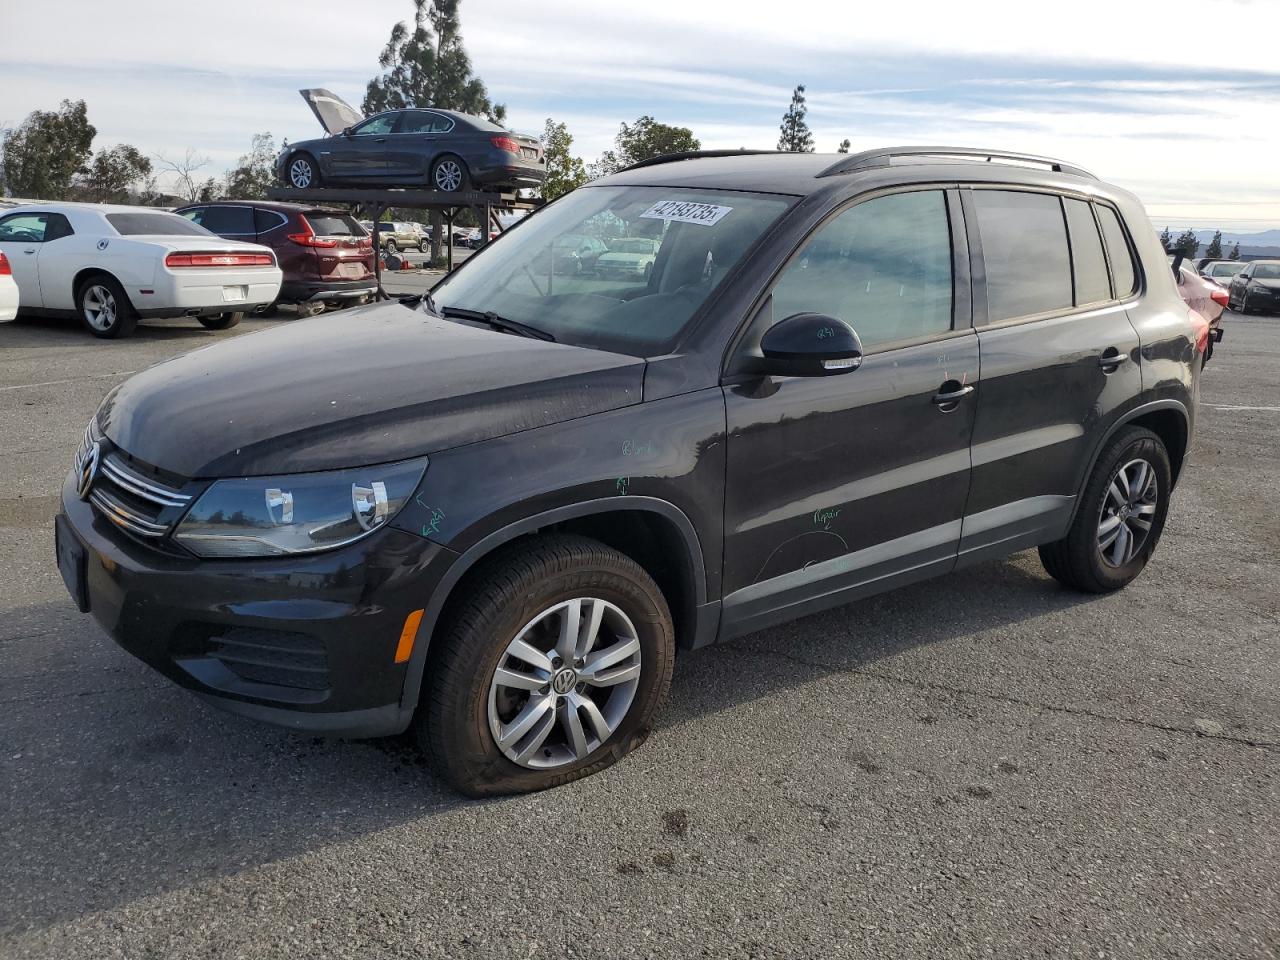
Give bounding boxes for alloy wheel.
[289,158,313,188]
[1096,457,1158,567]
[487,597,642,769]
[82,284,117,331]
[434,159,464,191]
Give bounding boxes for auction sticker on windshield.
[640,200,732,227]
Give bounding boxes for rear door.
[386,110,454,181]
[720,188,979,638]
[959,188,1142,563]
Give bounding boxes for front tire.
[1039,426,1171,593]
[76,275,137,339]
[198,312,242,330]
[385,239,398,254]
[286,153,321,189]
[419,535,675,797]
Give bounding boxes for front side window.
[0,213,49,242]
[353,114,398,136]
[973,190,1073,322]
[771,190,953,350]
[429,185,792,356]
[1255,263,1280,280]
[1096,205,1138,297]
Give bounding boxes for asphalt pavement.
[0,307,1276,959]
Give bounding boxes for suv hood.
[99,304,645,478]
[299,88,364,136]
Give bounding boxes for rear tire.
[431,155,470,193]
[385,239,398,253]
[1038,426,1171,593]
[76,275,138,339]
[198,312,242,330]
[419,534,674,797]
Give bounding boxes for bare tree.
[155,148,212,203]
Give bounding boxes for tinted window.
[106,213,213,236]
[1255,263,1280,279]
[254,209,288,233]
[305,214,360,236]
[183,205,254,235]
[973,190,1072,322]
[353,114,397,136]
[44,213,75,241]
[1096,206,1138,297]
[1063,199,1111,305]
[0,213,49,242]
[400,111,453,134]
[772,190,953,349]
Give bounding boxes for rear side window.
[1096,206,1138,297]
[972,190,1073,322]
[105,213,213,236]
[400,111,453,134]
[771,189,953,350]
[1063,199,1111,305]
[183,206,254,236]
[254,209,288,233]
[305,214,361,236]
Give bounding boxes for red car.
[175,201,376,313]
[1172,257,1227,361]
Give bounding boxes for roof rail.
[620,149,781,172]
[818,146,1096,180]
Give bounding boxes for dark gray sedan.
[278,88,545,193]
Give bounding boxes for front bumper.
[57,470,455,737]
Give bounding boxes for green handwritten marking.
[615,477,631,495]
[420,506,446,538]
[817,326,835,339]
[813,507,841,529]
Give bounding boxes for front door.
[324,114,397,181]
[0,211,50,309]
[720,189,978,639]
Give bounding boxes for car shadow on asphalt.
[0,554,1096,934]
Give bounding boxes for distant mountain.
[1189,228,1280,247]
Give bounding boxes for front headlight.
[174,458,428,558]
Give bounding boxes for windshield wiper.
[437,306,556,342]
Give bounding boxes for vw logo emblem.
[77,442,100,500]
[551,668,578,695]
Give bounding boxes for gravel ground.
[1,308,1276,959]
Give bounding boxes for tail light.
[1210,287,1230,308]
[166,251,275,267]
[357,235,373,249]
[288,216,340,248]
[0,251,10,276]
[491,136,520,153]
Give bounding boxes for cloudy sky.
[3,0,1278,233]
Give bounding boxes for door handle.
[932,383,975,408]
[23,249,35,255]
[374,138,387,143]
[1099,349,1130,371]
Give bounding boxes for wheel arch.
[1070,399,1190,525]
[72,267,134,312]
[398,497,713,717]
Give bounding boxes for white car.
[0,203,283,338]
[0,250,18,322]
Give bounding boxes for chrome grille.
[87,451,193,540]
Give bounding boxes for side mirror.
[341,126,354,138]
[760,312,863,377]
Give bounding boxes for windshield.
[1253,263,1280,279]
[428,185,793,355]
[106,213,214,236]
[1208,262,1245,277]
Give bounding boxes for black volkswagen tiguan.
[56,147,1199,795]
